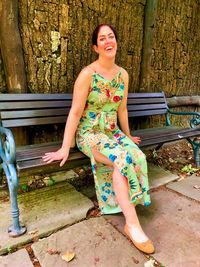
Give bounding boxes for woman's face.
[94,26,117,59]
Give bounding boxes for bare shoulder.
[120,67,129,85]
[78,66,93,79]
[121,67,129,79]
[74,66,94,87]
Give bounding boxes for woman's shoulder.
[76,65,94,83]
[119,67,129,83]
[120,67,129,77]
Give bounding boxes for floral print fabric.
[76,69,151,214]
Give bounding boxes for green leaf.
[7,247,11,252]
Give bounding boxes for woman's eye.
[100,38,105,41]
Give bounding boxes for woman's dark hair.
[92,24,118,46]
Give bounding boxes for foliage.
[181,164,199,175]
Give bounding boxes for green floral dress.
[76,68,151,214]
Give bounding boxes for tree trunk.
[0,0,27,93]
[167,96,200,108]
[139,0,158,92]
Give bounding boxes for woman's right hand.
[42,147,69,167]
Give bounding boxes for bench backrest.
[0,94,73,128]
[0,92,168,127]
[127,92,168,118]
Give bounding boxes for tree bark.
[139,0,158,92]
[167,96,200,107]
[0,0,27,93]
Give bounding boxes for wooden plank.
[127,103,167,111]
[0,94,73,101]
[1,108,70,119]
[16,151,86,170]
[0,100,72,110]
[128,109,167,117]
[128,92,164,98]
[139,130,200,147]
[127,98,165,105]
[133,127,200,140]
[16,143,62,161]
[2,116,67,127]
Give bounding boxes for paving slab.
[166,175,200,201]
[32,217,148,267]
[105,189,200,267]
[0,249,33,267]
[0,182,93,255]
[148,163,178,189]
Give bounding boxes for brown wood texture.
[0,0,27,93]
[167,95,200,107]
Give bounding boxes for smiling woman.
[43,24,155,254]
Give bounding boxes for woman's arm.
[42,67,92,166]
[117,69,140,145]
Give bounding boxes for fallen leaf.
[28,229,39,235]
[94,257,99,262]
[48,249,60,255]
[193,185,200,190]
[66,210,70,214]
[132,256,139,264]
[61,250,75,262]
[177,175,185,182]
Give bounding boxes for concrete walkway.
[0,165,200,266]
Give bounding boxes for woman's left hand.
[129,136,141,145]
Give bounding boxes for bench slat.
[139,130,200,146]
[16,142,62,161]
[127,98,165,104]
[128,109,167,117]
[16,151,86,171]
[1,108,70,119]
[2,116,67,127]
[0,94,73,101]
[128,92,164,98]
[0,100,72,111]
[127,103,167,111]
[135,127,199,140]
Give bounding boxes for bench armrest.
[167,107,200,129]
[0,126,16,164]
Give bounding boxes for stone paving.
[0,249,34,267]
[167,175,200,201]
[105,189,200,267]
[0,182,93,255]
[32,217,148,267]
[1,164,200,266]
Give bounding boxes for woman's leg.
[91,148,149,243]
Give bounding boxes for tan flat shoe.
[124,224,155,254]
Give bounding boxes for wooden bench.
[0,92,200,237]
[0,94,89,237]
[128,92,200,165]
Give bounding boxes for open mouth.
[105,46,113,51]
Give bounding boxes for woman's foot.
[124,224,155,254]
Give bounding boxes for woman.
[43,24,155,254]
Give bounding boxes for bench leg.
[187,138,200,168]
[2,163,27,237]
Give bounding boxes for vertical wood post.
[0,0,27,93]
[139,0,158,91]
